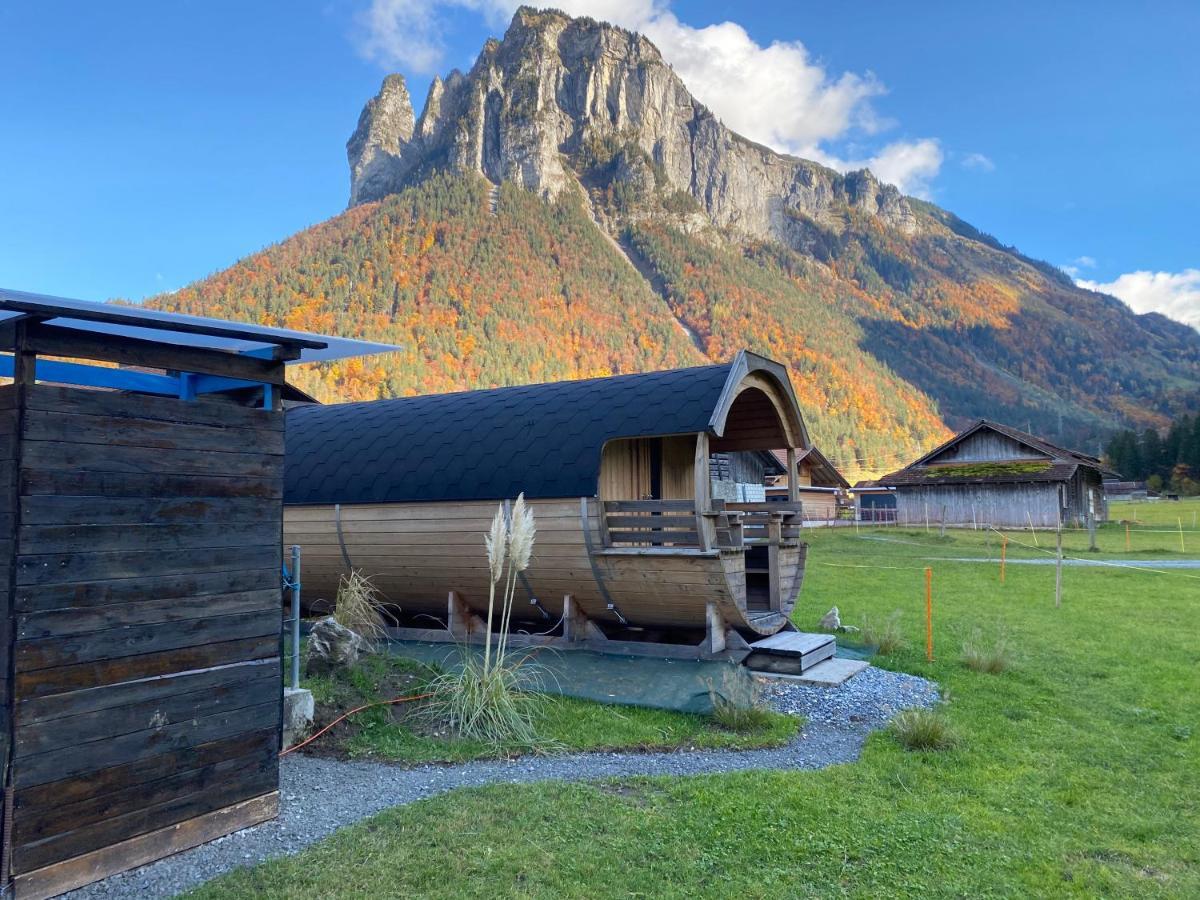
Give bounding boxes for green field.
[192,525,1199,898]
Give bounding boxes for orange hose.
[281,692,433,757]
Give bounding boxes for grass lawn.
[1112,495,1200,530]
[191,525,1199,898]
[300,653,797,764]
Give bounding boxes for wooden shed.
[878,419,1116,528]
[284,351,813,652]
[0,289,392,898]
[765,446,850,521]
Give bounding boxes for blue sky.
[2,1,1197,326]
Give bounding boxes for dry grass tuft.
[890,707,958,752]
[334,570,390,649]
[861,610,905,655]
[961,626,1015,674]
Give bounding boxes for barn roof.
[769,446,850,490]
[878,419,1117,488]
[285,350,805,505]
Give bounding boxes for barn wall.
[934,431,1049,464]
[894,482,1063,527]
[5,385,282,890]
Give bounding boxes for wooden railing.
[600,499,803,551]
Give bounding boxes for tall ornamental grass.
[424,494,541,747]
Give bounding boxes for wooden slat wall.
[4,385,283,881]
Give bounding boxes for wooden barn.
[284,351,814,652]
[765,446,850,520]
[878,419,1115,528]
[0,290,392,898]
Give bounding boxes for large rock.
[306,616,368,674]
[346,7,920,241]
[282,687,315,749]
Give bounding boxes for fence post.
[289,544,302,690]
[1087,512,1097,552]
[1179,517,1187,554]
[1054,527,1063,609]
[1000,535,1007,583]
[1125,521,1131,552]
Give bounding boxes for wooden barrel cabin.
[284,351,812,650]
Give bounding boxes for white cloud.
[1077,269,1200,330]
[961,152,994,172]
[354,0,944,195]
[1061,255,1096,277]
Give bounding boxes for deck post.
[705,602,726,655]
[768,513,783,610]
[562,594,583,642]
[786,447,799,502]
[694,432,715,551]
[447,590,483,639]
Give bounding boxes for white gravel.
[67,665,938,900]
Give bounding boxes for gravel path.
[67,665,938,900]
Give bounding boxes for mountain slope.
[149,7,1200,476]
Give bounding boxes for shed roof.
[769,446,850,490]
[879,419,1117,488]
[285,351,804,505]
[0,288,397,363]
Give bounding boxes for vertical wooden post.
[1000,535,1007,583]
[694,433,714,551]
[1054,528,1063,609]
[767,514,782,611]
[785,447,798,503]
[705,602,726,655]
[924,567,933,662]
[1179,517,1186,554]
[1125,521,1131,552]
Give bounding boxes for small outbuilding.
[285,351,813,647]
[0,289,392,898]
[764,446,850,521]
[878,419,1115,528]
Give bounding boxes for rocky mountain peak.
[346,7,919,239]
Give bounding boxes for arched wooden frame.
[708,353,808,452]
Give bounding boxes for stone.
[306,616,368,674]
[346,8,920,243]
[819,606,842,631]
[282,687,315,749]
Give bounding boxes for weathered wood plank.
[19,521,280,555]
[15,567,278,612]
[14,635,278,699]
[15,729,277,810]
[17,589,280,640]
[13,765,278,873]
[15,668,279,756]
[24,323,286,386]
[24,383,283,431]
[10,792,278,899]
[20,469,282,502]
[16,659,279,725]
[11,699,280,788]
[15,608,281,671]
[16,544,279,587]
[14,745,276,846]
[22,409,285,455]
[21,440,281,479]
[20,494,281,527]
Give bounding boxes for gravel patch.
[67,665,938,900]
[760,664,940,730]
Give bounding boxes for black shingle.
[285,363,734,505]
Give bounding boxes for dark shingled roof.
[286,361,741,505]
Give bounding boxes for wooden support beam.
[786,447,799,502]
[561,594,586,642]
[694,433,714,551]
[705,602,726,656]
[446,590,484,639]
[768,514,783,611]
[24,324,286,386]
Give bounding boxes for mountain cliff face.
[346,8,917,241]
[149,7,1200,477]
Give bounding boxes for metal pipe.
[290,544,301,690]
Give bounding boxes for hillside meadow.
[189,523,1199,898]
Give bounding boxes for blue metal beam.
[0,353,182,395]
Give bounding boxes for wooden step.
[742,631,835,675]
